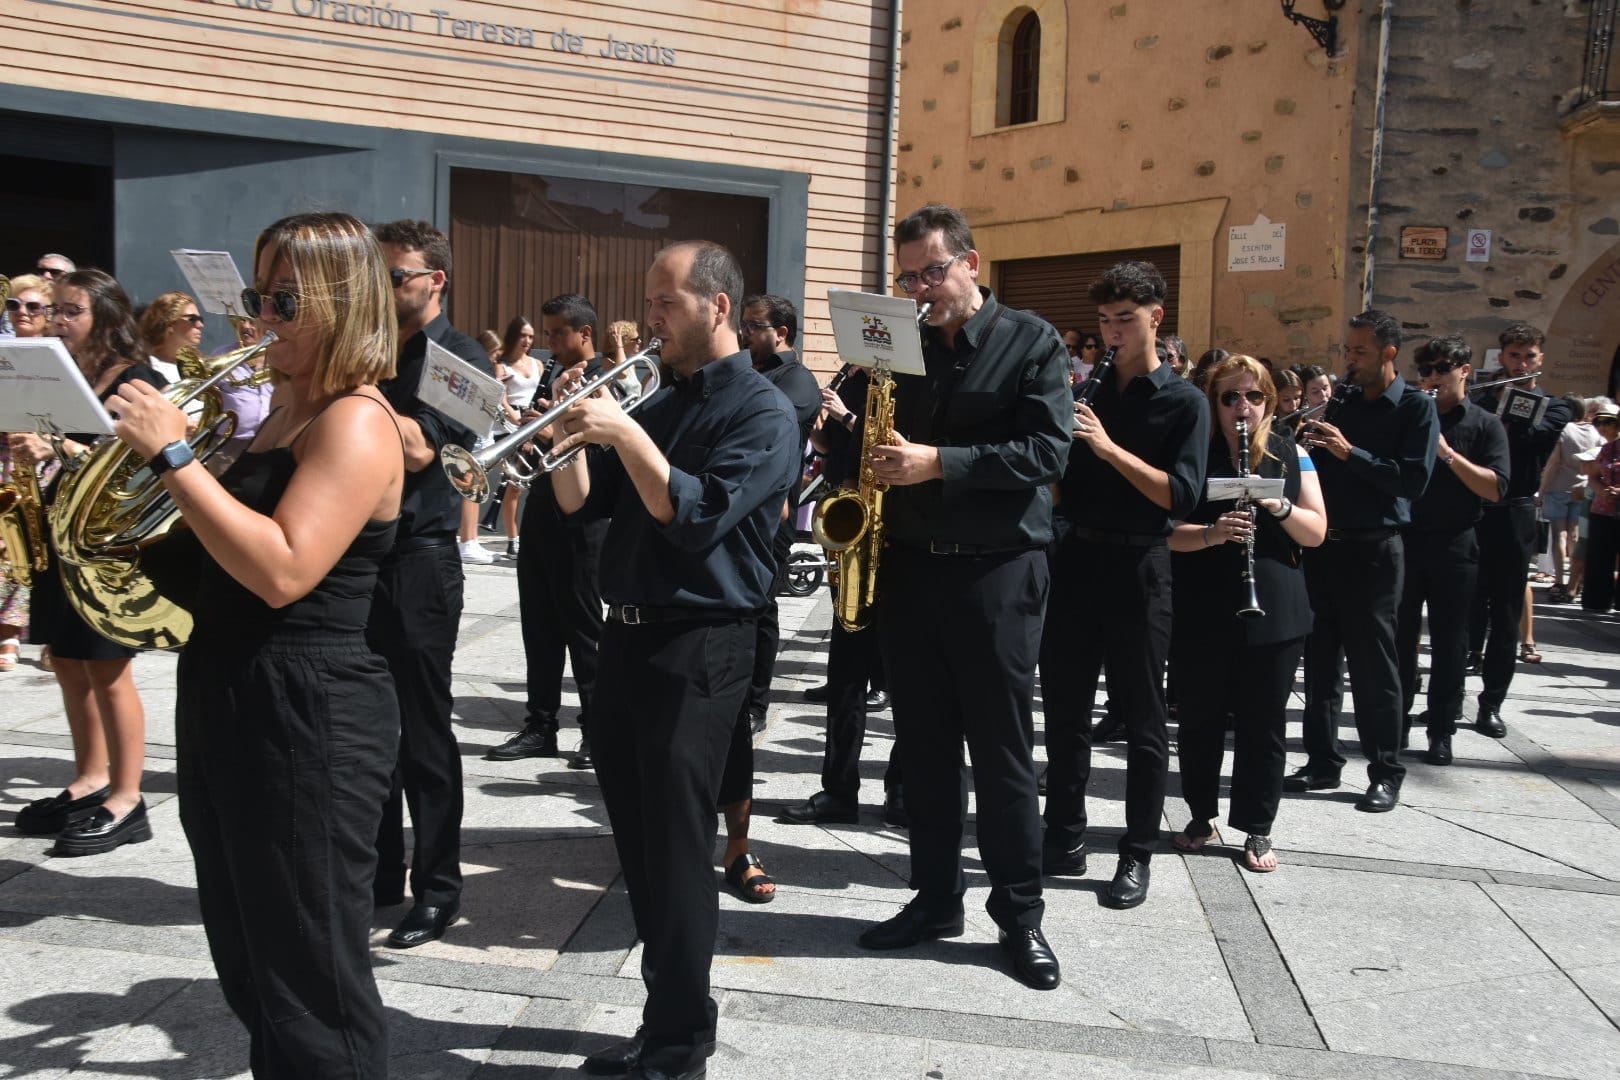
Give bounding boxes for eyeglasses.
[1219,389,1268,407]
[36,265,66,278]
[740,320,774,335]
[388,267,435,289]
[178,313,205,327]
[240,287,298,322]
[1415,361,1459,378]
[894,253,966,294]
[54,303,88,320]
[1596,416,1619,426]
[4,298,50,316]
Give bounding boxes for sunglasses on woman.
[1219,390,1268,407]
[4,298,50,316]
[177,313,205,327]
[240,288,299,322]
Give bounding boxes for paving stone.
[1426,808,1620,880]
[1400,757,1606,822]
[1481,884,1620,971]
[925,1036,1279,1080]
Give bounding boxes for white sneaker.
[459,540,495,564]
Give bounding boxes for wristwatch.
[147,439,196,475]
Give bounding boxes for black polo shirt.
[380,313,495,541]
[883,288,1072,550]
[1060,360,1210,536]
[572,351,799,612]
[820,366,869,488]
[755,347,822,508]
[1309,374,1437,530]
[1476,384,1574,501]
[1409,398,1509,532]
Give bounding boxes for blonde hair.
[1205,354,1280,464]
[253,212,397,396]
[6,274,52,301]
[610,320,642,351]
[136,291,198,350]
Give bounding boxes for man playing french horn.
[852,204,1072,992]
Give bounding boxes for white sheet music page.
[0,338,115,434]
[417,339,505,433]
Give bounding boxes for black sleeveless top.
[1171,427,1312,645]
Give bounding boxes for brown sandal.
[1519,642,1542,664]
[1172,819,1221,852]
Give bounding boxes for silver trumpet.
[441,339,662,504]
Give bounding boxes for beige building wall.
[896,1,1357,362]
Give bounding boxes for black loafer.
[1282,766,1341,793]
[16,785,109,836]
[776,791,858,825]
[583,1028,715,1076]
[864,689,890,711]
[999,927,1061,990]
[881,788,909,829]
[386,901,459,948]
[857,900,965,950]
[803,683,831,703]
[53,799,152,856]
[748,711,767,737]
[1356,780,1400,813]
[485,723,559,761]
[1042,840,1087,876]
[1091,715,1125,743]
[1426,733,1453,766]
[1476,702,1507,739]
[1104,855,1150,909]
[1465,651,1484,676]
[569,734,594,770]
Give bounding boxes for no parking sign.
[1466,228,1492,263]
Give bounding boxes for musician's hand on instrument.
[109,379,188,460]
[869,432,941,485]
[1257,497,1284,517]
[822,387,851,421]
[550,361,587,400]
[1072,402,1116,455]
[1302,419,1351,460]
[1210,509,1253,545]
[7,431,52,467]
[554,391,632,457]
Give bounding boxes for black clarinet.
[1074,346,1117,407]
[1236,418,1266,619]
[827,362,858,394]
[1296,381,1356,444]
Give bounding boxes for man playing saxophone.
[854,204,1072,992]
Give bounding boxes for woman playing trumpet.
[1166,355,1326,872]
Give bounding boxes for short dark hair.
[1348,308,1402,354]
[660,241,743,332]
[372,218,454,282]
[1414,334,1472,366]
[895,203,975,256]
[742,293,798,346]
[1295,363,1329,383]
[1089,261,1166,306]
[1498,321,1545,349]
[57,268,140,377]
[540,293,598,339]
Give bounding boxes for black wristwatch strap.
[148,440,196,475]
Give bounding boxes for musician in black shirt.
[1468,323,1574,737]
[551,241,799,1079]
[1041,260,1209,909]
[855,204,1070,993]
[1399,335,1509,765]
[1291,310,1437,813]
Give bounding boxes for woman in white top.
[136,291,204,384]
[496,316,542,558]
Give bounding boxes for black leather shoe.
[1476,701,1507,739]
[1465,651,1484,676]
[1042,840,1087,876]
[485,723,559,761]
[803,683,831,703]
[1104,855,1150,909]
[1282,766,1340,793]
[1426,733,1454,766]
[776,791,858,825]
[569,733,594,769]
[864,689,890,711]
[999,927,1061,990]
[858,900,965,950]
[748,711,767,737]
[1356,780,1400,813]
[1091,714,1125,743]
[627,1066,706,1080]
[582,1028,716,1077]
[15,785,109,835]
[53,799,152,856]
[386,901,459,948]
[881,788,909,828]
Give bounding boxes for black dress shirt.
[1060,361,1210,536]
[755,348,823,507]
[1410,398,1510,532]
[574,351,799,612]
[525,355,609,531]
[379,313,495,541]
[821,367,870,487]
[1310,375,1437,530]
[883,288,1072,549]
[1476,384,1575,500]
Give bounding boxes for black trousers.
[1171,634,1302,836]
[517,515,607,731]
[1585,512,1620,612]
[178,637,396,1079]
[1398,527,1478,736]
[1470,502,1537,709]
[879,547,1045,930]
[592,616,755,1075]
[369,543,465,908]
[1301,534,1405,785]
[823,617,900,803]
[1041,537,1172,861]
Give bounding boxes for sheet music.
[1206,476,1286,502]
[171,249,248,317]
[0,338,115,434]
[826,289,927,376]
[417,340,505,433]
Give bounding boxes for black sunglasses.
[1219,389,1268,407]
[4,298,50,316]
[240,287,298,322]
[389,267,435,289]
[1416,360,1459,378]
[178,313,205,327]
[35,265,65,277]
[1596,416,1619,426]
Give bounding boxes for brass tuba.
[49,334,276,650]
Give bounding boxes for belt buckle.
[929,541,957,555]
[618,604,644,625]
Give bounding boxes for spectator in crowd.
[1580,401,1620,613]
[496,316,543,558]
[136,291,205,383]
[1540,396,1604,603]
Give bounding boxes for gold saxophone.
[811,302,929,631]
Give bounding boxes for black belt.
[895,540,1036,557]
[393,534,457,554]
[1068,527,1167,548]
[605,604,754,626]
[1327,527,1397,542]
[1485,497,1537,510]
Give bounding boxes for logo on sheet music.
[428,363,482,405]
[860,314,894,351]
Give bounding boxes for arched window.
[1007,11,1041,125]
[975,0,1065,136]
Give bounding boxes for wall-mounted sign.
[1466,228,1492,263]
[1400,226,1449,260]
[1228,214,1286,272]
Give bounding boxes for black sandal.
[1242,834,1278,873]
[724,852,776,904]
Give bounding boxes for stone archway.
[1547,239,1620,397]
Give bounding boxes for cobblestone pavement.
[2,550,1617,1079]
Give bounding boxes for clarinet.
[1074,346,1117,405]
[827,362,858,394]
[1297,381,1356,444]
[1235,418,1266,619]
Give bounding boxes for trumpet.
[441,340,662,504]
